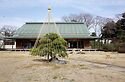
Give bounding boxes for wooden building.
[11,22,97,49]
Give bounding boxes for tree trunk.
[49,56,58,62]
[47,54,49,60]
[104,39,106,44]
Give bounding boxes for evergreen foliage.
[101,12,125,52]
[30,33,68,61]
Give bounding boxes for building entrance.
[68,40,84,48]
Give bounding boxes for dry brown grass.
[0,51,125,82]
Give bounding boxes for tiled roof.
[13,22,96,39]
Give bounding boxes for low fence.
[67,48,98,51]
[4,48,98,52]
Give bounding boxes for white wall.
[4,42,16,49]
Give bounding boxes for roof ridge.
[26,22,84,24]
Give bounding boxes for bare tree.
[62,13,113,36]
[62,13,94,29]
[91,16,113,36]
[0,25,17,37]
[62,14,79,23]
[115,14,122,20]
[79,13,94,28]
[115,12,125,20]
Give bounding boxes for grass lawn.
[0,51,125,82]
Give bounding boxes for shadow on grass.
[33,59,49,63]
[32,58,63,69]
[33,58,67,64]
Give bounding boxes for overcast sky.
[0,0,125,27]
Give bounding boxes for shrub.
[30,33,68,61]
[102,43,119,52]
[118,43,125,53]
